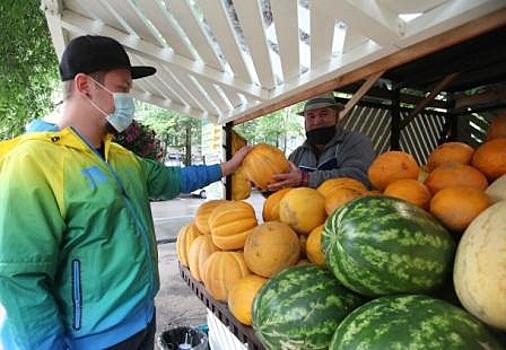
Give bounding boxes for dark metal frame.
[179,263,266,350]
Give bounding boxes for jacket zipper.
[69,128,156,296]
[72,259,82,330]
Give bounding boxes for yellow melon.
[228,275,267,325]
[368,151,420,191]
[424,164,488,194]
[279,187,326,234]
[317,177,367,198]
[188,235,220,282]
[325,187,363,215]
[430,186,492,232]
[306,225,326,266]
[243,222,300,277]
[232,167,251,200]
[262,188,293,222]
[201,251,250,302]
[426,142,475,171]
[486,112,506,140]
[384,179,432,209]
[472,139,506,180]
[242,143,290,191]
[209,201,257,250]
[176,223,202,267]
[195,200,228,234]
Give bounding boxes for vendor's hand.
[220,145,252,177]
[267,162,304,192]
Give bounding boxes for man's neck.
[58,102,107,148]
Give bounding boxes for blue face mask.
[87,77,135,133]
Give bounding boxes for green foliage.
[234,103,304,150]
[0,0,59,139]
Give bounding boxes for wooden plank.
[339,70,384,121]
[104,0,163,45]
[400,72,459,129]
[455,88,506,110]
[233,0,276,88]
[270,0,300,81]
[164,0,224,71]
[310,0,336,69]
[60,11,269,100]
[377,0,448,14]
[198,0,253,83]
[233,10,506,125]
[137,0,196,60]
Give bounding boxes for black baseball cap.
[59,35,156,81]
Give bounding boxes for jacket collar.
[0,128,114,159]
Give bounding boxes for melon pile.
[176,135,506,349]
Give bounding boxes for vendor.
[268,93,375,191]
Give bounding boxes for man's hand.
[267,162,305,191]
[220,145,252,177]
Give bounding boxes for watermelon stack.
[330,295,504,349]
[322,196,456,296]
[252,265,365,349]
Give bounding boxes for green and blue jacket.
[0,122,221,349]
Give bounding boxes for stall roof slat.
[42,0,506,124]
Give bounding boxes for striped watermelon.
[330,295,503,349]
[252,265,365,349]
[322,196,455,296]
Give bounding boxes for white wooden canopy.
[43,0,506,124]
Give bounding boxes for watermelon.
[330,294,503,349]
[322,196,455,296]
[252,265,365,349]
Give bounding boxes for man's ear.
[75,73,92,97]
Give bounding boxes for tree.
[136,102,202,165]
[235,102,305,152]
[0,0,59,139]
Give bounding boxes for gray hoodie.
[289,125,375,188]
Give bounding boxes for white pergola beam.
[270,0,300,81]
[131,88,218,123]
[196,79,231,114]
[170,70,221,116]
[233,0,276,89]
[42,0,67,60]
[343,28,369,54]
[326,0,402,46]
[164,0,224,71]
[198,0,253,83]
[310,1,337,69]
[79,0,129,33]
[59,11,269,100]
[137,0,196,60]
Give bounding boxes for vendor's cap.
[298,93,344,116]
[59,35,156,81]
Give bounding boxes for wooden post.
[390,86,401,150]
[224,122,233,200]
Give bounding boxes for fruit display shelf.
[179,263,266,350]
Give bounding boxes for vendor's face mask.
[86,77,135,133]
[306,126,336,146]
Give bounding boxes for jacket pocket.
[71,259,82,330]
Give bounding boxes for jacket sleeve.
[138,157,222,200]
[0,150,67,349]
[307,134,376,188]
